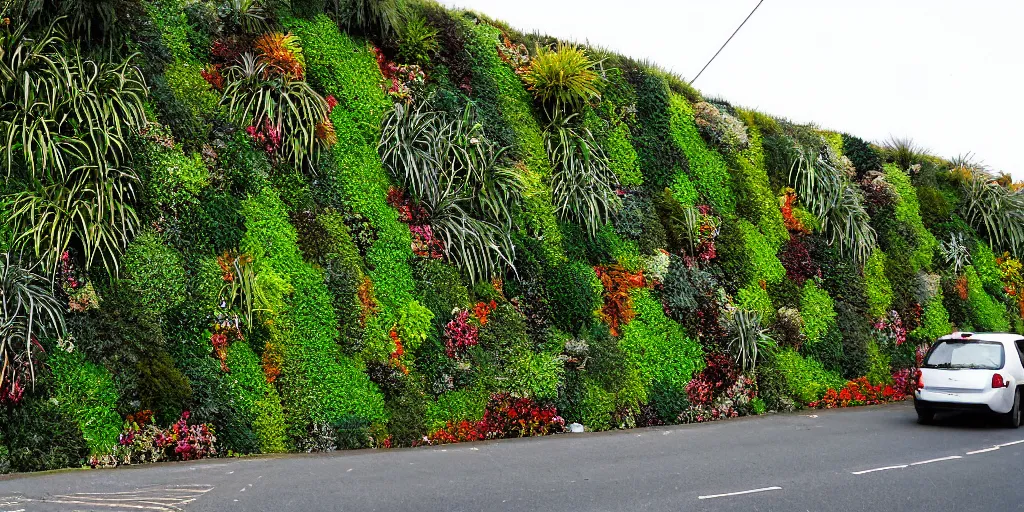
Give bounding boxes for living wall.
[1,0,1022,473]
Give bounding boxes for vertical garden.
[2,0,1024,472]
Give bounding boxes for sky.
[439,0,1024,179]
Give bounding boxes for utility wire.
[689,0,766,85]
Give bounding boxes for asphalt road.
[2,401,1023,512]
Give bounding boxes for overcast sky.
[440,0,1024,179]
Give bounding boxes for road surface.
[1,401,1022,511]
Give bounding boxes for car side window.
[1016,340,1024,364]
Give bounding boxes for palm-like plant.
[882,136,928,172]
[958,171,1024,255]
[545,113,621,236]
[218,0,268,34]
[1,22,146,276]
[379,101,523,283]
[789,141,876,264]
[329,0,405,40]
[0,254,65,394]
[726,308,775,372]
[221,53,329,169]
[523,43,601,116]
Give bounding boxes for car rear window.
[923,341,1004,370]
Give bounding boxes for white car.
[914,332,1024,428]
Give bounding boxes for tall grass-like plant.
[221,53,329,169]
[789,141,876,264]
[523,43,600,116]
[882,136,928,172]
[0,255,65,392]
[379,101,523,283]
[1,22,146,276]
[726,309,775,372]
[545,113,621,236]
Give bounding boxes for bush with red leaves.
[779,235,819,285]
[685,352,738,406]
[422,394,564,445]
[808,376,906,409]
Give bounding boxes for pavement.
[1,401,1022,511]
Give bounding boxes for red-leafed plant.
[444,309,479,359]
[686,352,738,406]
[780,189,810,234]
[422,393,564,445]
[809,376,906,409]
[779,235,819,285]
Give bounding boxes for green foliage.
[883,164,937,270]
[224,340,288,453]
[545,114,622,235]
[573,377,617,431]
[221,53,329,169]
[619,288,704,398]
[788,141,876,264]
[47,349,122,456]
[624,67,684,190]
[424,388,487,432]
[289,15,415,324]
[800,281,837,345]
[732,110,788,250]
[0,255,65,390]
[379,102,521,282]
[397,300,433,354]
[2,23,147,276]
[544,260,602,334]
[397,14,439,64]
[911,294,952,344]
[736,284,774,321]
[773,349,844,404]
[840,133,882,176]
[864,250,894,317]
[123,231,188,317]
[0,390,88,473]
[971,241,1005,297]
[958,171,1024,256]
[726,309,775,372]
[164,60,220,124]
[523,43,600,115]
[586,70,641,187]
[834,301,870,379]
[667,95,734,214]
[328,0,405,40]
[864,340,892,386]
[717,219,785,290]
[241,189,387,440]
[963,266,1010,332]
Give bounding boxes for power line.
[689,0,766,86]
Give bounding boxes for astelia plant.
[379,101,523,283]
[725,309,775,372]
[0,254,65,398]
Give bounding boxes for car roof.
[939,332,1024,344]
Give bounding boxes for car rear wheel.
[916,407,934,424]
[1006,389,1022,429]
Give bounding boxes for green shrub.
[123,231,188,317]
[732,110,789,250]
[667,95,735,214]
[864,250,894,317]
[47,349,122,456]
[883,164,937,271]
[544,260,602,334]
[835,301,870,379]
[840,133,882,176]
[586,69,642,187]
[800,281,837,345]
[425,388,488,432]
[911,293,953,344]
[288,15,415,325]
[773,349,844,404]
[575,377,617,431]
[224,341,288,453]
[963,266,1011,332]
[717,219,785,291]
[624,67,685,190]
[864,340,892,386]
[972,242,1006,297]
[241,189,387,440]
[619,289,704,400]
[0,391,89,473]
[736,284,774,322]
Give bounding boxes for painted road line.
[910,455,962,466]
[996,439,1024,447]
[966,446,1000,455]
[851,465,908,475]
[698,486,782,500]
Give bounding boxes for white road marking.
[996,439,1024,447]
[910,455,961,466]
[966,447,1001,455]
[851,465,908,475]
[698,486,782,500]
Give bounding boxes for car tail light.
[992,374,1007,388]
[915,369,924,390]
